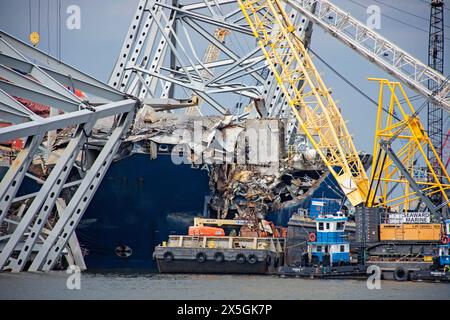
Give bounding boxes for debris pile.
[208,162,327,222]
[21,107,328,226]
[127,107,328,223]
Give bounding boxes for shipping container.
[379,224,441,241]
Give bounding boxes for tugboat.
[284,199,356,263]
[305,213,350,267]
[280,212,366,278]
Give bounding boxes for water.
[0,271,449,300]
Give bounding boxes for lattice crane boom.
[427,0,445,208]
[367,78,450,214]
[237,0,369,206]
[285,0,450,114]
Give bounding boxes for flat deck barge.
[154,235,284,274]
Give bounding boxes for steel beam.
[136,1,173,97]
[118,0,166,91]
[379,141,438,214]
[182,18,265,84]
[0,120,97,271]
[108,0,149,88]
[0,99,137,272]
[133,65,240,109]
[0,32,123,102]
[156,2,253,35]
[29,109,136,271]
[0,65,81,112]
[0,89,40,123]
[182,0,237,10]
[0,134,44,225]
[0,39,86,106]
[0,99,136,142]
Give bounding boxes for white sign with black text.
[388,212,430,224]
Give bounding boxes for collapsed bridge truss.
[0,31,140,272]
[108,0,317,146]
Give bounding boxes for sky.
[0,0,449,153]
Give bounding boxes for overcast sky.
[0,0,448,152]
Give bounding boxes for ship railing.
[164,235,284,253]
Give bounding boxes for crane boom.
[284,0,450,114]
[237,0,369,206]
[367,78,450,214]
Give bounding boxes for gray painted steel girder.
[0,31,124,103]
[0,121,97,272]
[29,109,137,271]
[0,98,138,272]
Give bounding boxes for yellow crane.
[237,0,369,206]
[237,0,450,212]
[367,78,450,212]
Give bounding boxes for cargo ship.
[77,145,343,269]
[69,114,351,270]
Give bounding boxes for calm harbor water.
[0,271,449,300]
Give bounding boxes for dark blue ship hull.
[266,173,344,226]
[77,153,211,270]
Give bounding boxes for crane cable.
[28,0,42,47]
[417,0,450,13]
[38,0,41,35]
[372,0,450,29]
[28,0,32,36]
[58,0,61,60]
[47,0,50,55]
[348,0,450,41]
[309,47,401,122]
